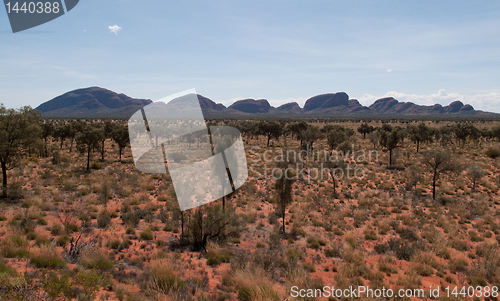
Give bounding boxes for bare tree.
[275,160,295,234]
[467,164,484,192]
[380,129,402,166]
[423,148,458,200]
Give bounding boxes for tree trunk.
[281,181,286,234]
[87,146,91,171]
[60,138,64,149]
[330,171,337,196]
[101,140,105,161]
[267,135,270,147]
[432,171,437,200]
[1,160,7,198]
[389,149,392,166]
[363,133,366,139]
[416,140,420,153]
[119,147,122,162]
[182,212,185,240]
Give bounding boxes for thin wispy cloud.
[108,25,122,35]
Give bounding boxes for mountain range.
[35,87,499,119]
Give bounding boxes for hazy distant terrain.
[36,87,500,119]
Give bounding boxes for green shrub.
[389,238,416,261]
[206,242,232,265]
[450,239,469,251]
[97,212,112,229]
[50,224,63,235]
[448,259,468,274]
[486,147,500,159]
[140,229,154,241]
[56,235,69,247]
[0,234,30,258]
[65,223,80,233]
[147,259,185,294]
[30,245,66,269]
[109,240,121,250]
[325,248,341,258]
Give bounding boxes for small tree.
[357,123,374,139]
[406,165,423,194]
[407,122,433,152]
[76,124,104,171]
[492,125,500,142]
[100,120,114,161]
[368,131,380,149]
[41,121,54,157]
[187,204,243,250]
[285,121,308,145]
[467,164,484,192]
[275,161,295,234]
[423,148,457,200]
[111,124,129,162]
[453,123,471,146]
[379,129,402,166]
[258,121,282,147]
[0,105,41,197]
[327,128,347,153]
[325,159,347,197]
[300,126,323,159]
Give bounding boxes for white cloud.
[358,90,500,113]
[108,25,122,35]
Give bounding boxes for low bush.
[206,242,232,265]
[0,234,30,258]
[486,147,500,159]
[140,228,154,241]
[146,259,185,295]
[30,245,66,269]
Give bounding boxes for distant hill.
[36,87,499,119]
[36,87,152,119]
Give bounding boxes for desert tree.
[41,121,54,157]
[326,127,347,155]
[492,125,500,142]
[68,119,84,152]
[274,160,295,234]
[258,121,282,147]
[467,164,484,192]
[405,165,424,196]
[0,105,41,197]
[100,120,114,161]
[111,124,129,162]
[407,122,433,152]
[76,124,104,171]
[54,122,72,149]
[368,131,380,149]
[357,122,374,139]
[285,121,308,145]
[453,123,471,146]
[187,203,244,250]
[300,126,323,159]
[379,128,402,166]
[324,158,347,197]
[423,147,457,200]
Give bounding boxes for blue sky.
[1,0,500,112]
